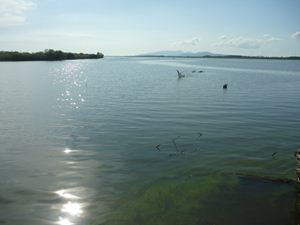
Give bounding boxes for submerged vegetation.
[103,176,234,225]
[101,174,295,225]
[0,49,104,61]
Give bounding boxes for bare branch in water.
[172,136,180,153]
[155,144,161,151]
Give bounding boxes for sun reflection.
[53,61,87,111]
[55,190,80,200]
[62,202,82,216]
[64,148,72,154]
[57,217,73,225]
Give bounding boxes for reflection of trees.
[0,49,104,61]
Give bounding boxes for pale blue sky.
[1,0,300,56]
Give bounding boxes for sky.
[0,0,300,56]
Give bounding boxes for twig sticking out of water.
[172,136,181,153]
[155,132,204,156]
[155,144,161,151]
[176,70,185,79]
[272,152,277,159]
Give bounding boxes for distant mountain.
[134,51,300,60]
[137,50,224,57]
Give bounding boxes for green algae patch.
[103,176,239,225]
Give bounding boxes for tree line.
[0,49,104,61]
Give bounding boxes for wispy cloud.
[291,31,300,39]
[0,0,36,27]
[218,35,228,41]
[213,34,282,49]
[262,34,282,42]
[174,37,200,46]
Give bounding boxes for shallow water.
[0,57,300,225]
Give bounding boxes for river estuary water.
[0,57,300,225]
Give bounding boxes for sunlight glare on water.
[53,61,88,110]
[63,148,72,154]
[61,201,83,216]
[57,217,74,225]
[55,190,80,200]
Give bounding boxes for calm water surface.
[0,57,300,225]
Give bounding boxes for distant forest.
[0,49,104,61]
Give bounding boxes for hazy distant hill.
[137,50,224,57]
[135,51,300,60]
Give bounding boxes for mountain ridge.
[137,50,224,57]
[133,50,300,60]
